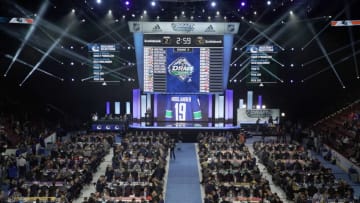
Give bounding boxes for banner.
[128,21,240,35]
[237,108,280,124]
[0,17,34,24]
[331,20,360,27]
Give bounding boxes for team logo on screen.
[91,44,100,52]
[168,57,194,82]
[227,24,235,32]
[171,23,195,33]
[132,23,140,31]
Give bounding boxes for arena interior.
[0,0,360,202]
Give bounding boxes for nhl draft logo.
[168,57,194,82]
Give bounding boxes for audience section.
[198,132,282,203]
[83,131,169,203]
[254,141,354,202]
[5,133,113,202]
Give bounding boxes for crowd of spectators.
[198,131,282,203]
[253,140,354,202]
[310,101,360,166]
[4,133,113,203]
[84,131,169,203]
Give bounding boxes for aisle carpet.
[165,143,202,203]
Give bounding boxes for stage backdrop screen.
[156,94,209,122]
[143,34,223,93]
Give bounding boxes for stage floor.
[129,122,240,130]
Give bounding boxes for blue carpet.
[165,143,202,203]
[115,134,122,144]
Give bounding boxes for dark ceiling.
[0,0,360,123]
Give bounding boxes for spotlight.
[151,1,156,6]
[82,19,86,22]
[108,10,112,14]
[131,14,135,18]
[211,1,216,7]
[181,11,185,15]
[254,11,257,15]
[357,76,360,79]
[72,9,75,13]
[71,78,75,82]
[291,47,294,51]
[157,16,160,19]
[281,112,285,117]
[241,2,245,7]
[122,15,126,19]
[290,64,294,67]
[208,16,211,20]
[125,1,130,6]
[190,16,194,20]
[267,1,271,5]
[290,79,294,83]
[216,11,220,15]
[70,62,74,66]
[96,0,101,4]
[289,10,293,15]
[262,105,266,109]
[143,10,147,14]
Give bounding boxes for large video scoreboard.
[129,22,239,122]
[143,34,224,93]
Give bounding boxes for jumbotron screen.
[143,34,223,93]
[156,94,209,122]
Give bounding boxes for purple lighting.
[125,1,130,6]
[106,101,110,115]
[241,1,245,7]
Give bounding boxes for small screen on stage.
[143,35,223,93]
[157,94,209,122]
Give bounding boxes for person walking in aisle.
[170,139,176,160]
